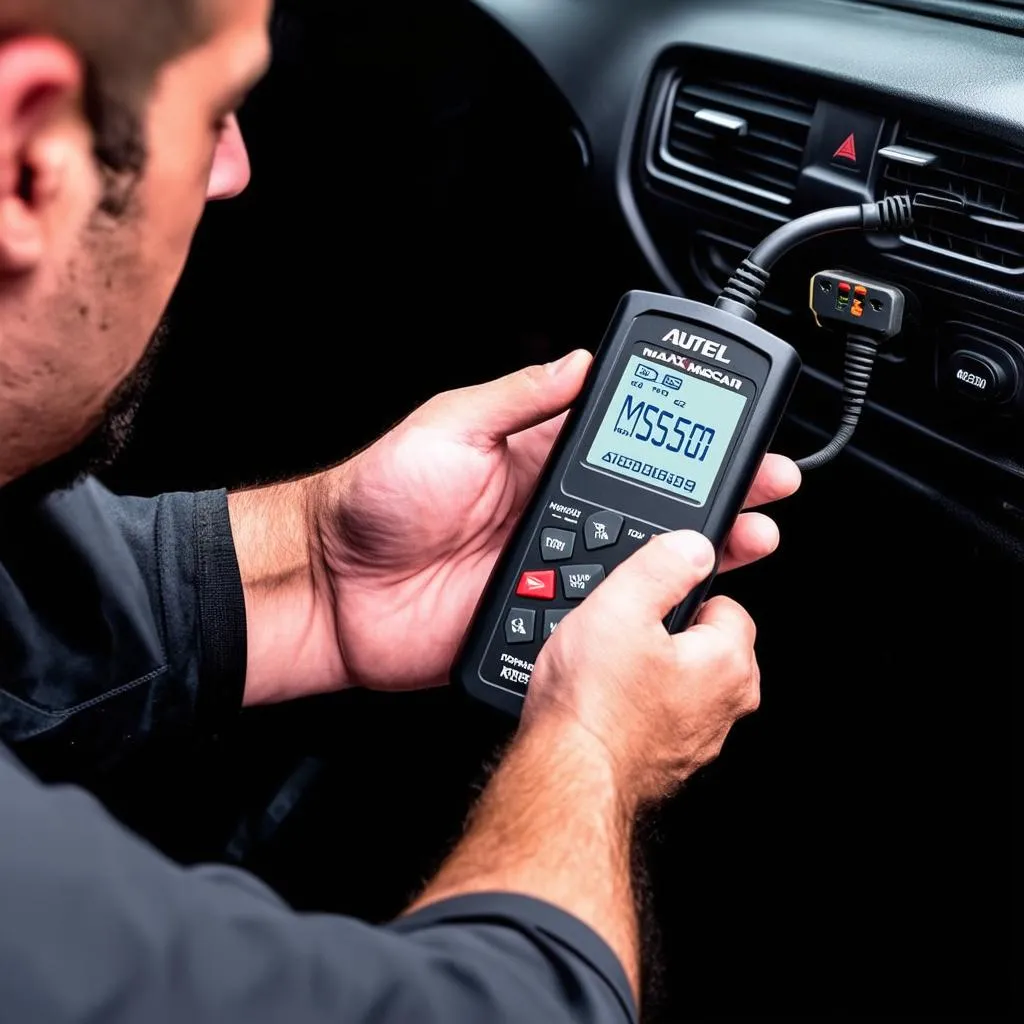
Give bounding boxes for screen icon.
[661,374,683,390]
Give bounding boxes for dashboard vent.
[881,125,1024,277]
[649,70,815,221]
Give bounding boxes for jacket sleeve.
[0,744,636,1024]
[0,477,247,782]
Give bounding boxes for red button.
[516,570,556,600]
[833,133,858,163]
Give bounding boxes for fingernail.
[545,350,583,376]
[662,530,715,572]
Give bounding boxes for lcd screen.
[585,352,750,507]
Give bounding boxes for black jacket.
[0,479,634,1024]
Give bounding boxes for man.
[0,1,801,1021]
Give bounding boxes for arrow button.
[515,569,556,600]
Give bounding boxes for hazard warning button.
[812,103,884,181]
[833,133,858,164]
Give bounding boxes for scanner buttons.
[505,608,537,644]
[543,609,572,638]
[515,570,556,600]
[504,509,635,658]
[560,564,606,600]
[584,512,623,550]
[540,528,576,562]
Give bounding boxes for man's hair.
[0,0,212,213]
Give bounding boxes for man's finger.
[719,512,780,573]
[426,350,592,446]
[507,411,571,502]
[685,594,757,648]
[744,454,801,509]
[509,409,570,453]
[592,531,716,621]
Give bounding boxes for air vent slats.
[881,122,1024,276]
[650,68,814,220]
[887,163,1019,212]
[743,169,801,193]
[668,119,718,144]
[746,130,806,156]
[901,132,1024,174]
[675,85,813,129]
[712,78,814,114]
[919,224,1022,260]
[669,117,805,159]
[732,142,803,173]
[668,126,803,173]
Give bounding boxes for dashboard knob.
[940,343,1019,406]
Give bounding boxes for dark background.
[101,1,1019,1018]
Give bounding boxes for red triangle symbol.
[833,133,858,163]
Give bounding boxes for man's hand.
[411,529,761,1000]
[317,351,797,693]
[523,530,760,803]
[233,351,799,703]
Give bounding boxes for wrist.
[231,471,349,704]
[520,697,657,815]
[305,459,359,574]
[302,468,331,572]
[511,714,640,831]
[412,700,642,997]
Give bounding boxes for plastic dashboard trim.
[468,0,1024,537]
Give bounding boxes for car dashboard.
[473,0,1024,546]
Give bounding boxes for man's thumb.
[430,350,592,444]
[596,531,716,620]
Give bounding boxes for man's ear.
[0,37,84,274]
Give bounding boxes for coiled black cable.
[795,331,881,472]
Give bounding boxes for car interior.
[98,0,1018,1018]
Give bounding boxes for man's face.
[0,0,272,489]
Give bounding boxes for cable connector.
[795,272,907,472]
[809,270,905,339]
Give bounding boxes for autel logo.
[661,329,732,365]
